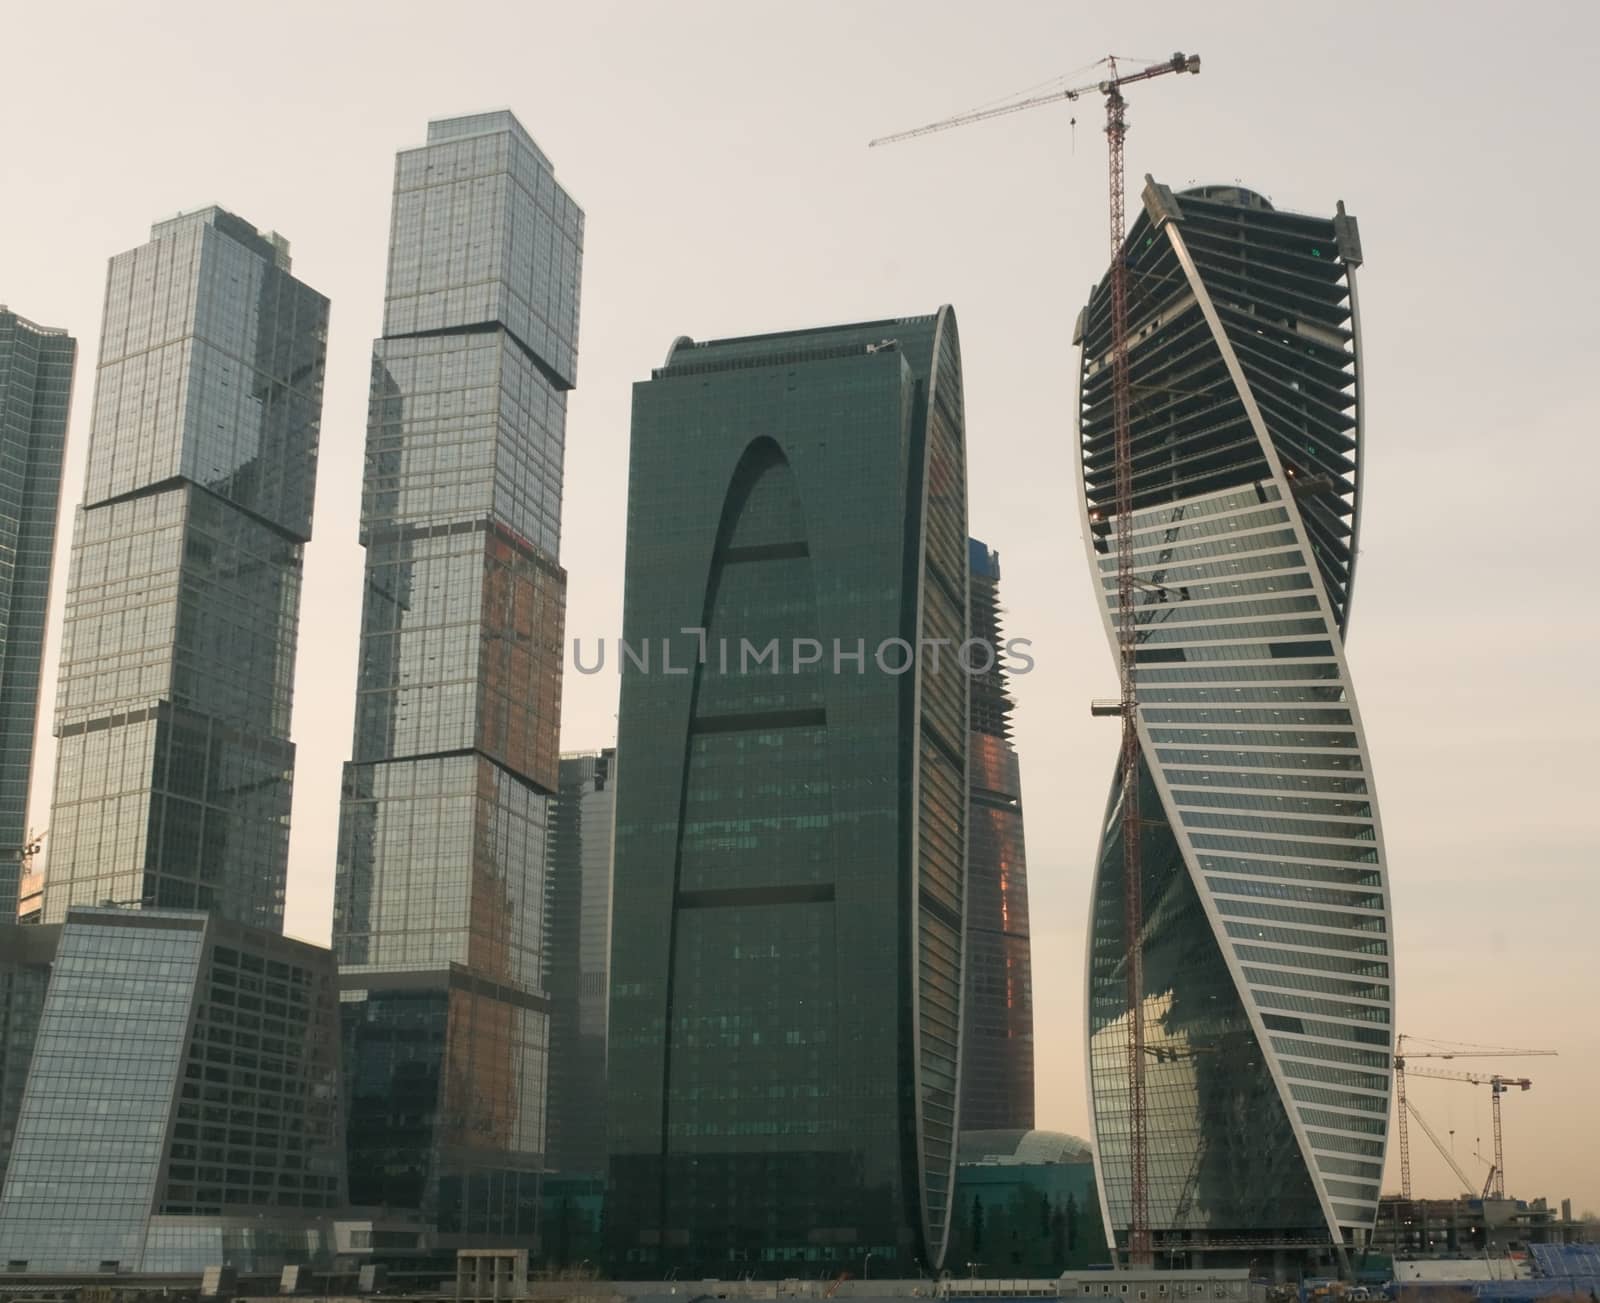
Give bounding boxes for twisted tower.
[1074,180,1392,1263]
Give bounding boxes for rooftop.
[425,109,552,171]
[148,205,292,270]
[958,1128,1093,1166]
[969,537,1002,583]
[1179,182,1276,211]
[0,306,72,337]
[657,310,945,375]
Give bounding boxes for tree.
[1066,1192,1080,1253]
[972,1194,986,1259]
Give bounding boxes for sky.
[4,0,1598,1214]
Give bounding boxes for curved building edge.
[1073,180,1393,1260]
[908,303,971,1269]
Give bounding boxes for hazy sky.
[5,0,1597,1214]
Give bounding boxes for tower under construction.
[1074,179,1392,1268]
[960,538,1034,1133]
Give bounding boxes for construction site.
[1364,1037,1590,1289]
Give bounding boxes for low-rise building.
[948,1130,1110,1275]
[1371,1195,1590,1258]
[0,923,59,1190]
[0,907,346,1273]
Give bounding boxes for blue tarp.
[1471,1284,1599,1303]
[1393,1280,1599,1302]
[1531,1246,1600,1280]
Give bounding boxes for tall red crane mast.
[871,51,1201,1269]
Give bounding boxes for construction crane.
[1402,1094,1478,1198]
[870,50,1199,1270]
[1457,1138,1501,1201]
[12,828,46,923]
[1405,1067,1535,1200]
[867,52,1201,151]
[1393,1035,1555,1200]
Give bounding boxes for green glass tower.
[0,309,75,920]
[607,310,969,1275]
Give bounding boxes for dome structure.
[959,1128,1094,1166]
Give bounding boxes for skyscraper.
[0,208,341,1274]
[544,748,616,1178]
[1073,180,1390,1265]
[40,208,329,929]
[0,309,75,920]
[960,538,1034,1133]
[607,310,969,1275]
[334,111,582,1240]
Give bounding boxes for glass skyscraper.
[0,908,345,1272]
[333,112,582,1240]
[0,208,342,1274]
[543,748,615,1179]
[960,538,1034,1133]
[1073,180,1389,1267]
[0,309,75,920]
[607,310,969,1275]
[40,209,329,930]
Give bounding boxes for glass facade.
[543,749,615,1177]
[949,1130,1110,1273]
[607,311,969,1275]
[0,908,344,1271]
[0,309,75,920]
[960,539,1034,1132]
[333,111,582,1241]
[1073,181,1389,1263]
[0,924,59,1191]
[40,209,328,930]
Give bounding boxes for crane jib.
[867,50,1201,1270]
